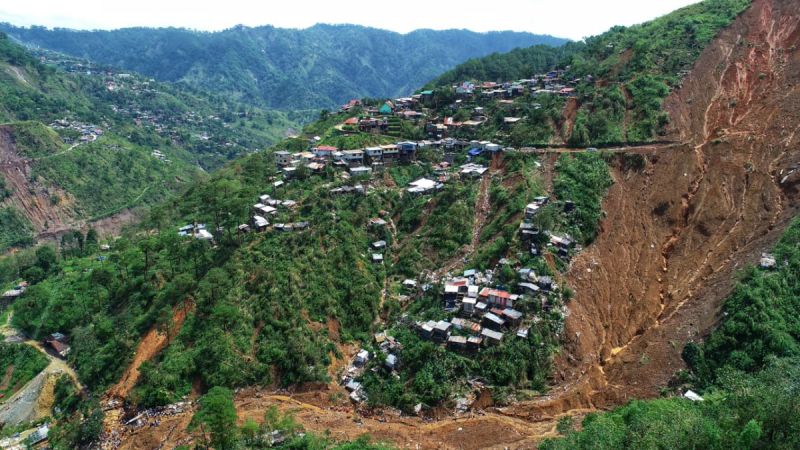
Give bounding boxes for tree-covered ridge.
[684,218,800,386]
[428,0,751,146]
[0,33,303,250]
[428,44,575,87]
[0,23,567,111]
[540,216,800,449]
[10,151,385,399]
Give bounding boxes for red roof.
[316,145,338,152]
[479,287,512,299]
[344,117,359,125]
[47,340,70,354]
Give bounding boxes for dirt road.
[0,313,83,426]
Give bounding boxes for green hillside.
[0,33,299,251]
[2,0,796,448]
[0,35,296,169]
[0,24,567,111]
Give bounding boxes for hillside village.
[4,0,800,448]
[180,70,591,409]
[4,36,608,443]
[27,48,295,169]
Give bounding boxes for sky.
[0,0,702,41]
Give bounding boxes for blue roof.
[467,148,483,156]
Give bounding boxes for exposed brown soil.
[506,0,800,414]
[115,388,574,450]
[0,126,79,234]
[0,365,14,392]
[107,301,193,400]
[557,97,579,144]
[0,125,141,247]
[111,1,800,447]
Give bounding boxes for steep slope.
[0,24,567,111]
[0,34,296,249]
[509,0,800,416]
[5,0,800,448]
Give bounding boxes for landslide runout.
[511,0,800,415]
[108,1,800,447]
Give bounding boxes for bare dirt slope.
[0,126,78,234]
[108,302,193,400]
[508,0,800,415]
[0,126,140,246]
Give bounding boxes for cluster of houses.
[240,194,307,234]
[0,422,50,449]
[342,331,403,403]
[340,95,430,119]
[39,51,259,156]
[177,191,310,240]
[422,70,584,139]
[519,196,577,257]
[370,238,388,265]
[329,184,366,196]
[274,141,420,176]
[177,223,214,241]
[450,70,578,101]
[273,138,499,189]
[408,267,556,351]
[49,119,104,144]
[151,150,171,163]
[2,283,71,359]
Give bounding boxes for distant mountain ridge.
[0,23,567,111]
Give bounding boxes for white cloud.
[0,0,703,40]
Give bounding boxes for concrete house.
[502,308,523,327]
[385,354,398,370]
[354,349,370,366]
[274,151,292,167]
[479,287,517,308]
[467,336,483,351]
[252,215,270,232]
[313,145,338,158]
[341,149,365,166]
[433,320,452,342]
[364,147,383,163]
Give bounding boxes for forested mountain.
[0,33,295,250]
[0,23,567,111]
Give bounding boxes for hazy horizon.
[0,0,702,41]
